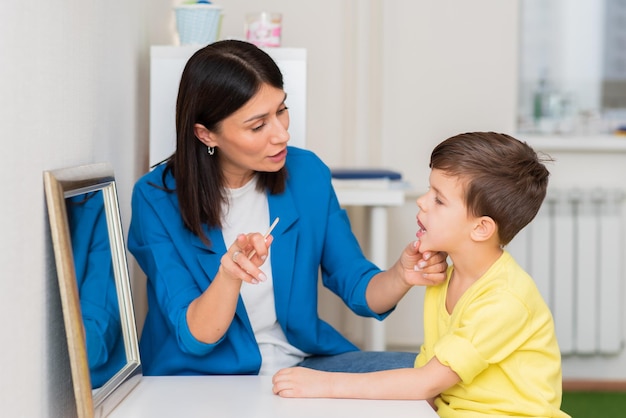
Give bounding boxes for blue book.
[331,168,402,180]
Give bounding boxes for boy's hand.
[272,367,332,398]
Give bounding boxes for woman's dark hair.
[161,40,288,245]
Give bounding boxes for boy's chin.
[418,240,433,253]
[419,241,441,255]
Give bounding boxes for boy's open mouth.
[416,219,426,239]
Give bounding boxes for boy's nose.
[416,195,426,211]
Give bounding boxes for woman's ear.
[194,123,215,147]
[471,216,497,243]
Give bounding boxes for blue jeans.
[298,351,417,373]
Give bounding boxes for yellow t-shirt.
[415,251,570,418]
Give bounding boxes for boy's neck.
[445,246,503,314]
[452,248,502,279]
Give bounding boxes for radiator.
[506,188,625,355]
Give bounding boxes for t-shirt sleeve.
[433,290,533,384]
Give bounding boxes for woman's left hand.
[364,240,448,313]
[402,240,448,286]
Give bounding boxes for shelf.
[518,134,626,153]
[333,181,406,206]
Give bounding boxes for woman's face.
[196,83,290,188]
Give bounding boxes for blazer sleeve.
[288,150,390,319]
[127,177,221,356]
[320,188,391,319]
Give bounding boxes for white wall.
[0,0,171,415]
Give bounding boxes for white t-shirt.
[222,176,308,375]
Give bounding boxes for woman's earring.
[207,146,215,155]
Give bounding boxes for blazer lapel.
[268,186,299,326]
[188,187,301,330]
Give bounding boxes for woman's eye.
[252,123,266,132]
[278,106,289,114]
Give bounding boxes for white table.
[334,183,406,351]
[109,376,438,418]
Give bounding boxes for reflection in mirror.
[66,190,126,389]
[44,163,141,418]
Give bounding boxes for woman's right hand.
[186,231,275,344]
[221,232,275,285]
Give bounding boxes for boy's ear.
[194,123,216,147]
[471,216,497,242]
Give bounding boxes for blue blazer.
[128,147,389,375]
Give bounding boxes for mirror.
[44,163,141,418]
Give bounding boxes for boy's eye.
[434,196,443,205]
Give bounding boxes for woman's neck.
[225,171,256,189]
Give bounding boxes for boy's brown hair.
[430,132,551,245]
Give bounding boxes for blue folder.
[331,168,402,180]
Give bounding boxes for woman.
[128,40,447,376]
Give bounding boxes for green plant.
[561,391,626,418]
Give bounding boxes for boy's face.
[415,169,475,254]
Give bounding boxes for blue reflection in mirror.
[66,190,126,389]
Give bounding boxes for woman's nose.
[272,120,290,144]
[272,124,290,144]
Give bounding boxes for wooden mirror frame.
[44,163,141,417]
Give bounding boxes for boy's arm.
[272,356,460,400]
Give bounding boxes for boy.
[272,132,570,417]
